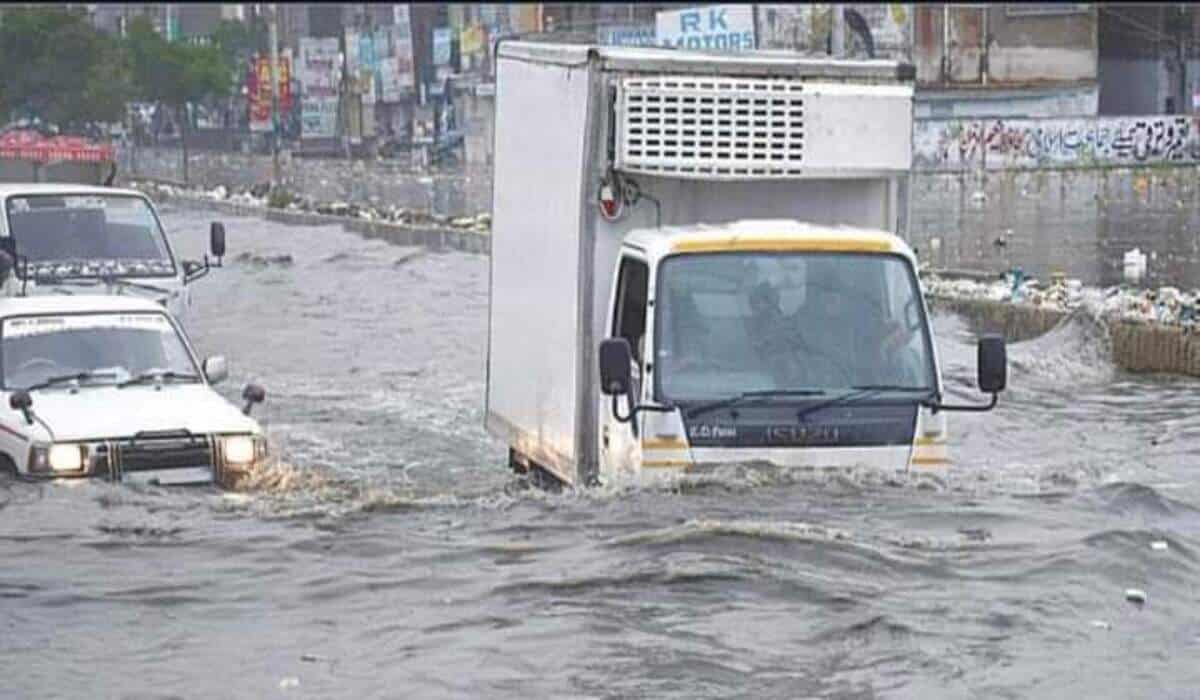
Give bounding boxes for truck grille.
[615,75,806,179]
[114,433,215,474]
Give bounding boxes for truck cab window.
[612,257,649,362]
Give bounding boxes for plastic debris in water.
[1124,248,1148,285]
[1090,620,1112,630]
[1150,541,1169,551]
[279,677,301,690]
[1125,588,1147,605]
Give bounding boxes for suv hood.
[27,384,260,442]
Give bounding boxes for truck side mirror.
[210,222,226,260]
[599,338,632,397]
[0,250,13,285]
[9,389,33,425]
[977,335,1007,393]
[933,334,1007,414]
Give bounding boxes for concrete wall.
[916,85,1098,119]
[120,146,493,218]
[1100,57,1167,116]
[756,4,913,61]
[915,4,1097,87]
[914,114,1200,170]
[931,295,1200,379]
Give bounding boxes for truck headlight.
[223,435,262,465]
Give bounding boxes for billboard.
[597,23,656,47]
[298,37,340,139]
[656,5,756,51]
[433,27,453,66]
[247,56,292,133]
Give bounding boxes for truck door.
[600,254,649,481]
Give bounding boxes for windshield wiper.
[686,388,826,419]
[795,385,937,421]
[117,370,201,389]
[23,370,121,392]
[99,275,173,296]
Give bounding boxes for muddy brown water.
[2,206,1199,699]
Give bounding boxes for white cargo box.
[486,43,915,485]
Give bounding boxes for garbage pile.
[129,180,492,234]
[922,269,1200,333]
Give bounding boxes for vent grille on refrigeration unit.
[616,75,805,179]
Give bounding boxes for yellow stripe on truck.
[673,235,896,254]
[642,460,692,469]
[642,437,688,450]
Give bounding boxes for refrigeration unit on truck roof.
[485,43,1007,488]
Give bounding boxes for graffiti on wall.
[914,115,1200,171]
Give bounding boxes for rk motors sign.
[656,5,757,52]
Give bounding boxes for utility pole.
[269,3,281,186]
[831,4,845,57]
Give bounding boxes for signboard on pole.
[656,5,756,51]
[298,37,340,139]
[433,27,453,66]
[248,56,291,133]
[597,23,656,47]
[375,22,415,103]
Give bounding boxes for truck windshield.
[1,312,198,390]
[654,252,936,402]
[5,194,175,278]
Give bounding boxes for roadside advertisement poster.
[298,37,340,139]
[459,24,485,72]
[656,5,756,51]
[597,23,656,47]
[433,27,453,66]
[374,24,415,103]
[345,30,378,104]
[247,56,292,132]
[461,24,485,56]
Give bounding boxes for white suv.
[0,295,267,486]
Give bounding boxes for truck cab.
[0,184,226,328]
[486,42,1006,487]
[595,220,1005,482]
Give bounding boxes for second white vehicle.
[0,183,227,328]
[0,295,268,486]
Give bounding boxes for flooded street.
[2,205,1199,699]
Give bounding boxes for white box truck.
[486,43,1007,487]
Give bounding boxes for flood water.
[2,206,1199,699]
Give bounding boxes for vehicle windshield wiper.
[795,385,937,421]
[117,370,201,389]
[99,275,173,296]
[686,388,827,419]
[23,370,121,392]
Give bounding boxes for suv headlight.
[29,443,87,474]
[222,435,266,465]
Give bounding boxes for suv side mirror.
[977,335,1007,394]
[210,222,226,259]
[599,338,632,397]
[203,355,229,385]
[9,389,33,425]
[241,383,266,415]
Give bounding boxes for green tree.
[0,7,132,132]
[126,17,232,184]
[211,18,262,80]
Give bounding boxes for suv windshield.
[5,194,175,278]
[654,252,936,402]
[1,312,198,390]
